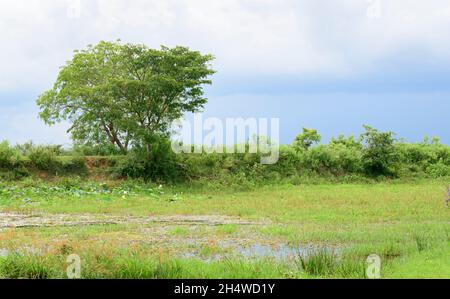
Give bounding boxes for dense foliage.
[25,42,449,186]
[37,41,215,155]
[1,127,449,184]
[293,128,322,151]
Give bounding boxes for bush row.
[114,141,450,185]
[1,132,449,183]
[0,141,87,180]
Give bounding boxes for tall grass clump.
[413,234,432,252]
[57,156,88,175]
[0,254,59,279]
[297,249,339,277]
[296,249,366,278]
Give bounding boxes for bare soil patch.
[0,212,263,228]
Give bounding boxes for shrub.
[426,162,450,178]
[70,143,123,156]
[27,145,58,171]
[0,141,20,168]
[362,126,399,177]
[16,141,62,156]
[115,137,184,182]
[293,128,321,151]
[58,156,88,175]
[57,176,83,190]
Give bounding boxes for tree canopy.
[293,128,322,151]
[37,41,215,153]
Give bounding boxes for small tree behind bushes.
[293,128,322,151]
[361,125,398,176]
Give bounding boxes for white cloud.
[1,0,450,91]
[0,107,71,145]
[1,0,450,144]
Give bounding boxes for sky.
[0,0,449,146]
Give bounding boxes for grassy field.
[0,179,448,279]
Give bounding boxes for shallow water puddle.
[183,240,339,261]
[238,243,315,259]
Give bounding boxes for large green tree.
[37,41,215,153]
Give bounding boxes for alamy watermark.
[66,254,81,279]
[171,114,280,165]
[65,1,384,21]
[366,0,382,19]
[67,0,82,19]
[366,254,381,279]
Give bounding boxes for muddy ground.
[0,212,314,260]
[0,212,265,228]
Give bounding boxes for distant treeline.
[1,126,449,185]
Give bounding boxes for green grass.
[0,254,60,279]
[216,224,238,235]
[0,246,369,279]
[2,179,449,221]
[0,179,449,278]
[385,246,450,278]
[0,253,296,279]
[168,227,190,236]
